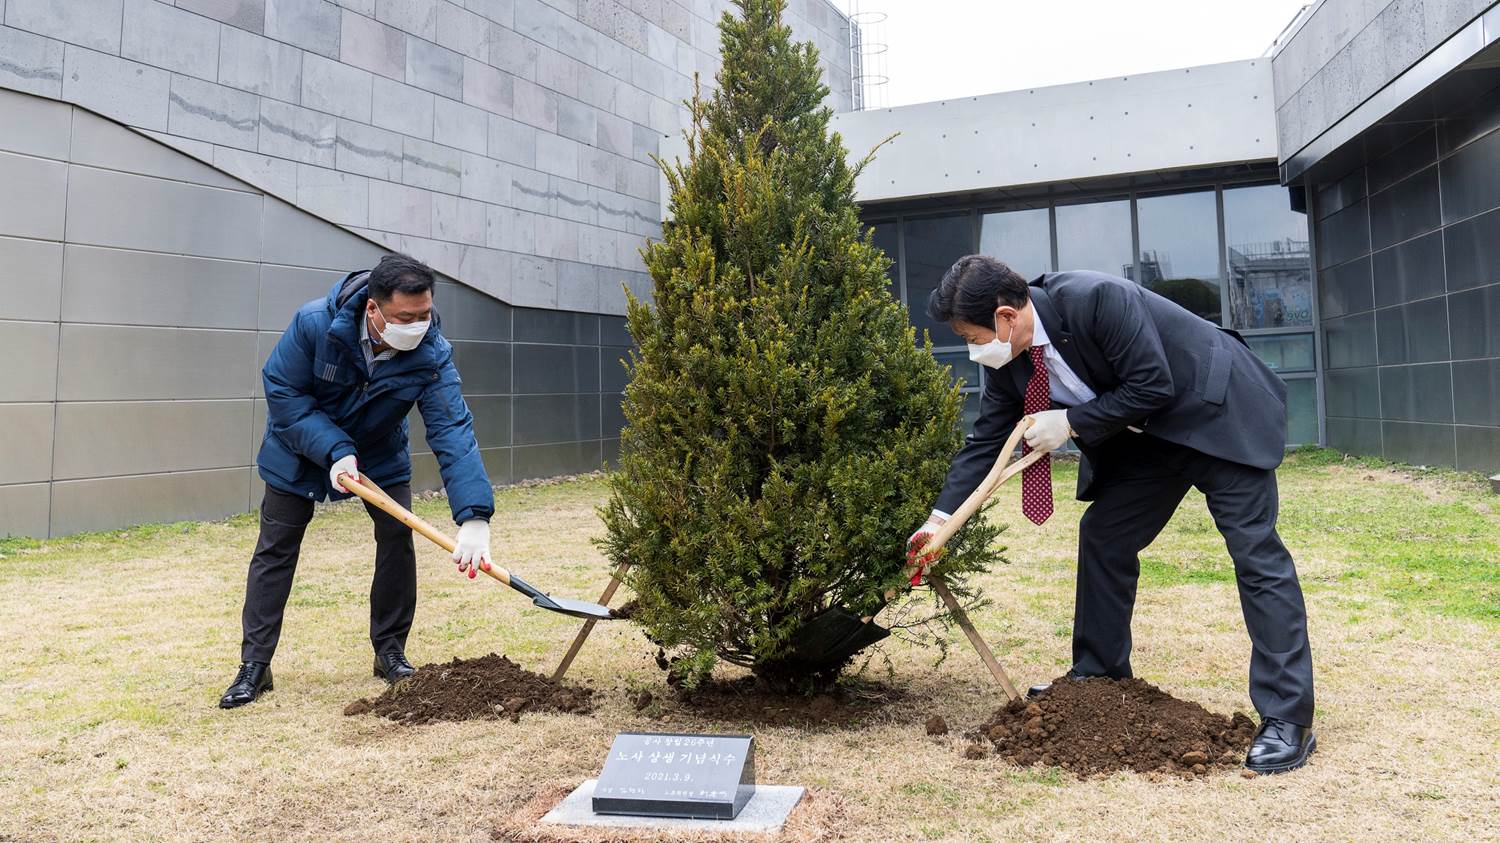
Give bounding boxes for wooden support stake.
[552,562,630,682]
[930,575,1021,701]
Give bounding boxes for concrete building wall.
[830,59,1277,205]
[0,0,852,318]
[1273,0,1500,474]
[1272,0,1497,162]
[0,0,852,537]
[0,88,629,538]
[1311,70,1500,472]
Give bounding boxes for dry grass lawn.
[1,450,1497,842]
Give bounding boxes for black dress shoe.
[219,662,273,709]
[374,651,416,683]
[1245,718,1316,774]
[1027,670,1092,698]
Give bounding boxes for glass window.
[962,391,982,433]
[979,207,1051,280]
[1055,198,1132,276]
[1286,377,1318,445]
[870,220,900,301]
[1223,185,1315,329]
[1135,190,1223,324]
[903,213,973,343]
[933,350,979,389]
[1246,334,1315,374]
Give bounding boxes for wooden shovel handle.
[918,417,1042,558]
[338,473,514,587]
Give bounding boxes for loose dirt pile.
[966,676,1257,777]
[344,654,594,724]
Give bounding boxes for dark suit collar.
[1028,277,1065,341]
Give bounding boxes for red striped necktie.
[1021,345,1054,525]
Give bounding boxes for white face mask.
[967,312,1014,369]
[371,303,430,352]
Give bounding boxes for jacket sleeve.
[933,369,1024,515]
[263,314,357,467]
[1064,281,1175,446]
[417,357,496,525]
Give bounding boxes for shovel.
[787,418,1044,696]
[904,418,1045,700]
[908,417,1047,577]
[551,421,1043,683]
[338,473,616,622]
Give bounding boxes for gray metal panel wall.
[408,302,629,487]
[0,0,853,317]
[0,88,633,538]
[1313,95,1500,472]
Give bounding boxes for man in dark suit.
[908,256,1315,774]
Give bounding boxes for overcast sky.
[839,0,1312,107]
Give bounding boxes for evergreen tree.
[600,0,1006,690]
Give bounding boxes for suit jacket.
[933,270,1287,512]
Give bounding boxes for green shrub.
[599,0,1006,691]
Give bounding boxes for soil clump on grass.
[967,676,1256,777]
[657,675,904,728]
[344,653,594,724]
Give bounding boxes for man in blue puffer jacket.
[220,254,497,708]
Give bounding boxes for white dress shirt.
[1029,316,1097,407]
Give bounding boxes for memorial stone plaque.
[592,732,756,820]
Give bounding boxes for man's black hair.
[368,253,436,301]
[926,255,1030,327]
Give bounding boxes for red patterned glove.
[905,516,946,586]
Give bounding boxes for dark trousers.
[240,482,417,664]
[1072,434,1315,726]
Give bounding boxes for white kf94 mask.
[372,303,430,351]
[967,314,1014,369]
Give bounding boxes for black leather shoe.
[374,651,416,683]
[219,662,273,709]
[1027,670,1092,698]
[1244,718,1316,774]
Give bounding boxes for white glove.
[452,519,491,579]
[329,454,358,491]
[1023,409,1073,454]
[905,513,947,585]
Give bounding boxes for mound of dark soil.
[968,676,1256,777]
[661,676,903,728]
[344,654,594,724]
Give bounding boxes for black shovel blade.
[506,572,617,620]
[532,593,617,620]
[785,607,891,671]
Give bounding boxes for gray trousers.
[240,482,416,664]
[1072,434,1315,726]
